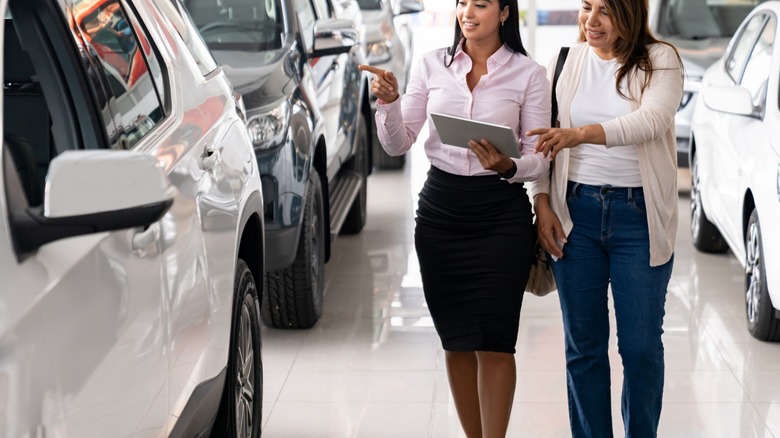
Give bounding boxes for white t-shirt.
[568,48,642,187]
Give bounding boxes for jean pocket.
[629,193,647,213]
[565,182,579,203]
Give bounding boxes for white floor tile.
[755,403,780,438]
[278,370,436,403]
[263,402,432,438]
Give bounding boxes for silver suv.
[1,0,265,435]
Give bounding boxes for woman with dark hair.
[527,0,683,436]
[359,0,549,436]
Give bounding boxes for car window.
[727,14,767,84]
[156,0,219,75]
[183,0,283,51]
[658,0,769,39]
[293,0,316,51]
[740,15,775,109]
[71,0,165,150]
[356,0,382,10]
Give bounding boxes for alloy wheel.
[745,221,761,325]
[690,156,702,239]
[235,302,255,436]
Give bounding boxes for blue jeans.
[551,181,673,438]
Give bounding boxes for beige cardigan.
[528,42,683,266]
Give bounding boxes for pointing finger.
[358,64,387,76]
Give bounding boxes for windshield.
[182,0,283,51]
[658,0,770,39]
[356,0,383,10]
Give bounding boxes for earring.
[501,20,505,27]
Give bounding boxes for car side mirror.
[398,0,424,15]
[8,150,174,256]
[311,18,358,57]
[701,84,756,117]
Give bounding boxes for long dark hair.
[445,0,528,67]
[579,0,682,98]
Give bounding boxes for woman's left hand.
[468,139,514,174]
[527,127,583,160]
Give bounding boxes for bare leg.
[476,351,516,438]
[445,351,482,438]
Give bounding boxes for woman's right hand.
[358,64,399,104]
[535,195,567,259]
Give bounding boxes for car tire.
[690,153,728,253]
[262,170,325,329]
[371,110,405,170]
[745,209,780,341]
[213,258,262,437]
[342,113,369,234]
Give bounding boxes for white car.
[649,0,771,166]
[1,0,265,435]
[355,0,424,170]
[689,1,780,342]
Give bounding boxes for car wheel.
[690,152,728,253]
[371,110,405,170]
[262,170,325,329]
[213,258,263,437]
[745,209,780,341]
[342,113,369,234]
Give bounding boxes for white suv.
[1,0,265,435]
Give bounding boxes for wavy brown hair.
[578,0,682,98]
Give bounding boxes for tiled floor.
[259,23,780,438]
[260,144,780,437]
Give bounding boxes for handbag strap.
[551,47,569,128]
[546,47,569,184]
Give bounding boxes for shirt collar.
[452,40,515,69]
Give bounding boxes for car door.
[150,0,250,422]
[297,0,352,175]
[0,0,169,435]
[701,13,767,233]
[717,13,775,243]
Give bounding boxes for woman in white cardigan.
[527,0,683,436]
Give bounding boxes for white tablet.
[430,112,520,159]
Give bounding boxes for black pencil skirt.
[414,166,535,354]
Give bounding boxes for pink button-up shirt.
[375,43,550,182]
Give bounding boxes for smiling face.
[456,0,508,46]
[579,0,621,59]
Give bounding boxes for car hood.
[212,49,293,108]
[665,36,730,78]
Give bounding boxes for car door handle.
[131,223,160,251]
[202,146,221,170]
[233,91,247,121]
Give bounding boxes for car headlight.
[366,40,392,65]
[247,100,290,150]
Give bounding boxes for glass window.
[741,16,775,108]
[727,14,766,83]
[156,0,219,75]
[293,0,316,51]
[183,0,283,51]
[659,0,770,38]
[356,0,382,11]
[72,0,164,149]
